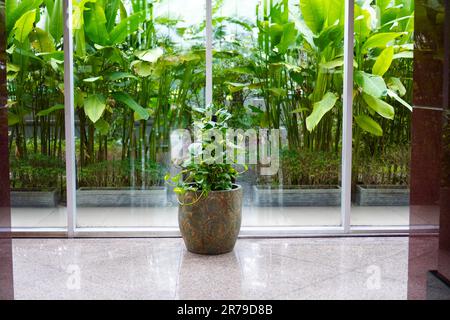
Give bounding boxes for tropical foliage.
[6,0,413,196]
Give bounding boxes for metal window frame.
[24,0,420,239]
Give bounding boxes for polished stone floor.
[11,205,411,228]
[12,237,408,299]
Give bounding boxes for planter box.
[77,187,167,207]
[355,185,409,206]
[253,185,341,207]
[11,189,59,207]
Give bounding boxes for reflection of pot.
[178,184,242,255]
[177,250,242,299]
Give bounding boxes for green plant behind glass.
[165,105,246,203]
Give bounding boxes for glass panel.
[212,0,344,227]
[351,0,413,226]
[73,0,206,227]
[7,1,67,228]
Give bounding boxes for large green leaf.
[354,4,371,41]
[13,9,36,43]
[355,115,383,136]
[8,112,20,126]
[106,72,138,81]
[105,0,121,32]
[84,2,110,45]
[387,89,412,111]
[299,0,325,34]
[325,0,344,26]
[362,93,395,120]
[131,60,152,77]
[135,47,164,63]
[306,92,339,131]
[48,0,63,43]
[109,11,146,45]
[372,46,394,76]
[84,94,106,123]
[29,28,55,52]
[355,71,387,98]
[387,77,407,96]
[275,22,297,54]
[6,0,42,36]
[37,104,64,116]
[94,119,110,135]
[361,32,405,53]
[112,92,149,120]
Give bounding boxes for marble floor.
[11,205,410,228]
[12,237,408,299]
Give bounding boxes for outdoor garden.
[6,0,413,208]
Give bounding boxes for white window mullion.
[63,0,76,238]
[205,0,213,106]
[341,0,355,232]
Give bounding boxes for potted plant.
[165,106,245,255]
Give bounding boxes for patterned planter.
[76,187,167,207]
[11,189,59,207]
[253,185,341,207]
[355,185,409,206]
[178,184,243,255]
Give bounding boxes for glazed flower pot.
[178,184,243,255]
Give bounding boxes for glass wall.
[4,0,416,233]
[211,0,344,227]
[351,0,414,226]
[73,0,205,228]
[7,0,67,228]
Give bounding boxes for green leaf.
[131,61,152,77]
[362,32,405,53]
[106,72,138,81]
[355,115,383,136]
[354,5,372,40]
[355,71,387,98]
[84,2,110,45]
[109,11,146,44]
[135,47,164,63]
[387,77,407,96]
[84,94,106,123]
[94,119,110,135]
[105,0,120,32]
[48,0,63,43]
[372,46,394,76]
[112,92,149,120]
[37,104,64,116]
[275,22,297,54]
[268,88,287,97]
[306,92,339,131]
[8,112,20,126]
[225,82,249,93]
[300,0,325,34]
[387,89,412,111]
[320,58,344,70]
[362,93,395,120]
[13,9,36,43]
[29,28,55,52]
[6,0,42,36]
[83,76,103,82]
